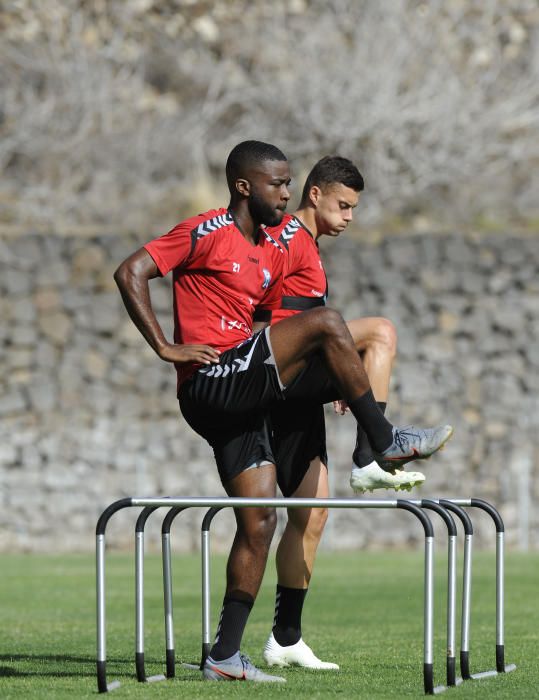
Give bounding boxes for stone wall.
[1,230,538,552]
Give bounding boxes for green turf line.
[0,551,537,698]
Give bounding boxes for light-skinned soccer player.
[260,156,440,669]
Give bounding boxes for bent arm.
[114,248,169,356]
[114,248,220,365]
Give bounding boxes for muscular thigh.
[269,307,348,387]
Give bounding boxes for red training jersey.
[144,208,284,389]
[266,214,328,324]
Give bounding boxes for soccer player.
[262,155,430,670]
[114,141,452,683]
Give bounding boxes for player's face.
[314,183,360,237]
[248,160,291,227]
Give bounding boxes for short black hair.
[226,140,287,193]
[300,156,364,205]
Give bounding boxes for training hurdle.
[97,497,437,694]
[135,498,515,690]
[96,497,515,695]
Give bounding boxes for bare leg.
[276,458,329,588]
[266,460,338,668]
[223,464,278,600]
[347,317,397,402]
[275,317,397,584]
[209,464,277,662]
[270,308,452,482]
[347,317,396,471]
[269,307,371,401]
[275,319,396,591]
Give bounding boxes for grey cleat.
[203,651,286,682]
[374,424,454,471]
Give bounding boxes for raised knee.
[376,318,397,358]
[315,307,347,338]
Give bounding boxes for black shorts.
[270,398,328,497]
[179,329,283,485]
[270,352,338,496]
[284,352,339,404]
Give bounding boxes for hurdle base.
[135,652,166,683]
[467,645,517,681]
[433,685,448,695]
[471,664,517,680]
[97,661,120,693]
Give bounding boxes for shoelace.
[239,653,255,671]
[393,426,422,452]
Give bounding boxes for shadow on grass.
[0,654,127,679]
[0,654,203,681]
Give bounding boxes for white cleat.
[263,633,339,670]
[350,461,426,494]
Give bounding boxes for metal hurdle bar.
[173,500,458,691]
[150,498,515,688]
[154,500,460,684]
[419,501,459,690]
[448,498,517,678]
[439,501,474,682]
[176,500,462,689]
[96,497,438,694]
[134,506,166,683]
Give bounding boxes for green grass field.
[1,550,537,698]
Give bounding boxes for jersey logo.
[191,212,234,240]
[262,268,271,289]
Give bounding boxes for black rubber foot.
[166,648,175,678]
[200,642,211,670]
[447,656,456,686]
[135,651,145,682]
[496,644,505,673]
[97,660,108,693]
[460,650,471,680]
[424,662,434,694]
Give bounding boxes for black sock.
[353,402,387,467]
[272,585,307,647]
[210,596,254,661]
[347,390,393,454]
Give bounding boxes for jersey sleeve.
[143,221,194,276]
